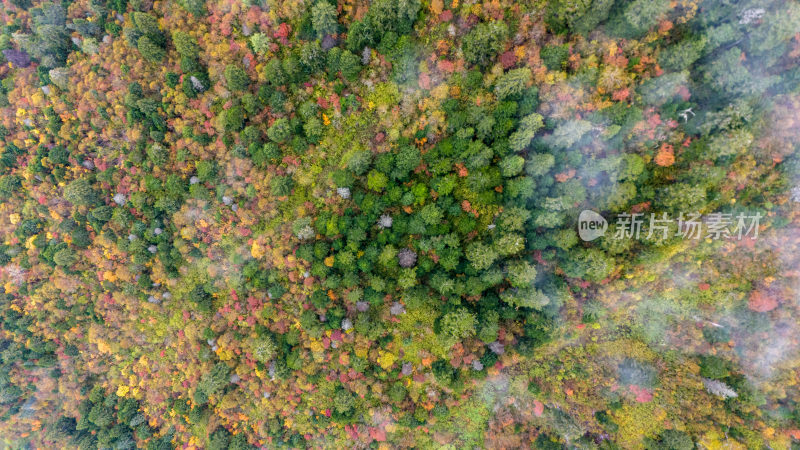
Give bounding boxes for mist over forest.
[0,0,799,448]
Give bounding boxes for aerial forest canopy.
[0,0,799,448]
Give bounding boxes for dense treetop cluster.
[0,0,799,448]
